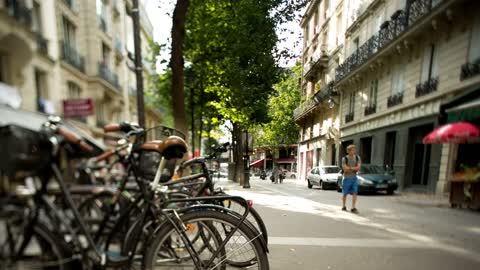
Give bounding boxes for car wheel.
[307,180,312,189]
[336,181,342,192]
[387,188,395,195]
[291,174,296,179]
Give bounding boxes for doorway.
[331,143,337,165]
[384,131,396,168]
[316,148,322,167]
[360,137,372,164]
[407,124,434,187]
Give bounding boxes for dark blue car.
[337,164,398,195]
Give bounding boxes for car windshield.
[323,167,341,174]
[360,165,386,174]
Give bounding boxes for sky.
[144,0,304,73]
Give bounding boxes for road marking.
[269,237,427,248]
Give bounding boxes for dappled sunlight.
[227,188,480,263]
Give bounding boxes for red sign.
[63,99,94,117]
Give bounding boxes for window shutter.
[430,44,439,78]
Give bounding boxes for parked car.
[307,166,342,189]
[282,169,296,179]
[336,164,398,195]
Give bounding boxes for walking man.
[341,144,361,213]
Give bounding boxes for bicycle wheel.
[0,204,75,270]
[144,210,269,270]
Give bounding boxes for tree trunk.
[170,0,189,136]
[232,123,244,184]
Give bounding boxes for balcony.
[60,41,85,72]
[345,112,354,123]
[98,62,121,91]
[304,45,329,81]
[36,34,48,55]
[98,16,107,33]
[3,1,32,28]
[460,59,480,81]
[387,92,404,108]
[415,77,438,97]
[293,98,317,121]
[364,104,377,116]
[313,82,337,103]
[335,0,443,83]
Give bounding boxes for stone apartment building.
[0,0,161,141]
[298,0,480,194]
[296,0,350,181]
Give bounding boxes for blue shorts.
[343,177,358,195]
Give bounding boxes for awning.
[250,159,265,167]
[423,121,480,144]
[440,87,480,123]
[274,158,296,164]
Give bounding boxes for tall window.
[67,81,81,99]
[96,0,109,31]
[369,79,378,107]
[314,12,319,32]
[305,25,310,45]
[323,0,329,19]
[102,43,110,65]
[348,91,356,114]
[468,16,480,62]
[35,69,47,112]
[391,63,405,95]
[353,37,359,53]
[96,101,106,126]
[32,1,42,34]
[63,17,76,48]
[421,43,438,82]
[336,12,343,46]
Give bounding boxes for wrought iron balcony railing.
[3,1,32,28]
[345,112,354,123]
[36,34,48,55]
[293,98,317,120]
[364,104,377,116]
[415,77,438,97]
[387,92,404,108]
[313,82,336,103]
[460,59,480,81]
[60,41,85,72]
[98,62,121,91]
[335,0,443,82]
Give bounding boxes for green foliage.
[254,63,301,149]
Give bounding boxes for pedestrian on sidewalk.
[272,165,280,184]
[341,144,362,213]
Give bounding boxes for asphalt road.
[224,177,480,270]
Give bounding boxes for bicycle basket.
[137,150,162,181]
[0,125,52,177]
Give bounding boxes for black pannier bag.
[0,125,52,177]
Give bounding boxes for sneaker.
[342,207,347,211]
[351,208,359,214]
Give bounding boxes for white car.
[307,166,342,189]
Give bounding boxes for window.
[63,17,76,48]
[95,101,106,126]
[67,81,81,98]
[32,1,42,34]
[468,15,480,62]
[391,63,405,95]
[353,37,359,53]
[324,0,329,19]
[102,43,110,65]
[348,91,356,114]
[35,69,48,112]
[421,43,438,82]
[305,25,310,44]
[336,12,343,46]
[314,12,319,31]
[96,0,109,31]
[369,79,378,107]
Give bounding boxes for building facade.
[0,0,161,141]
[298,0,480,194]
[296,0,349,181]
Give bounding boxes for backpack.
[343,155,359,166]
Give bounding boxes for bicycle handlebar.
[57,127,94,153]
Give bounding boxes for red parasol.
[423,122,480,144]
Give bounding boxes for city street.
[223,178,480,270]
